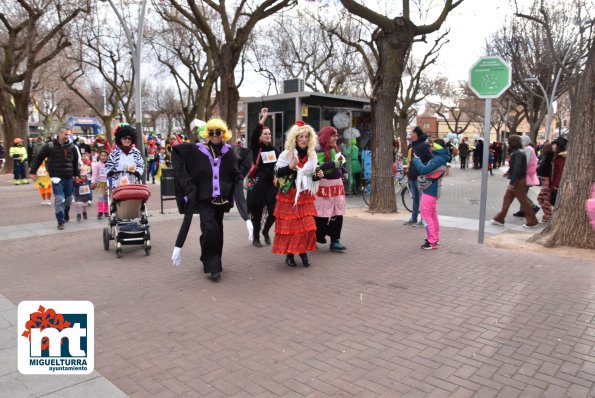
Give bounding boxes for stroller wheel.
[103,228,110,251]
[116,242,122,258]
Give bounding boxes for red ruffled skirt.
[272,188,317,254]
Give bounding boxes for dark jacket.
[247,124,278,208]
[536,152,554,178]
[458,142,469,157]
[30,140,80,179]
[507,149,527,185]
[172,142,247,219]
[550,151,566,190]
[408,132,432,179]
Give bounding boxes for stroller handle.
[107,170,141,189]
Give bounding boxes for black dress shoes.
[299,253,310,267]
[286,254,297,267]
[210,272,221,282]
[263,232,271,245]
[252,239,263,247]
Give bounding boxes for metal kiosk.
[160,168,176,214]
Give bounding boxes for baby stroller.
[102,171,152,258]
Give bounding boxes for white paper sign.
[261,151,277,164]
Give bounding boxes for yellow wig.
[284,123,318,158]
[201,118,232,142]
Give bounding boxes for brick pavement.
[1,179,595,398]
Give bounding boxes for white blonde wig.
[284,123,318,157]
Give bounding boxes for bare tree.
[486,1,582,143]
[60,9,136,143]
[148,3,217,133]
[519,0,595,249]
[162,0,298,134]
[394,31,449,158]
[337,0,464,212]
[249,9,367,95]
[144,84,184,138]
[32,58,81,136]
[430,81,472,134]
[0,0,90,173]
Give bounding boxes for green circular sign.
[469,56,512,98]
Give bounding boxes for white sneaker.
[40,200,46,206]
[490,219,504,226]
[523,223,539,229]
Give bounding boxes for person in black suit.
[171,118,251,282]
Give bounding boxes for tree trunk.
[218,46,240,139]
[218,72,240,139]
[0,91,30,175]
[369,30,412,213]
[100,116,113,144]
[528,43,595,249]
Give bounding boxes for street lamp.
[99,0,147,182]
[523,48,572,142]
[523,77,553,142]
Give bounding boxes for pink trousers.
[420,193,439,245]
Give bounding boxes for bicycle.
[362,176,412,212]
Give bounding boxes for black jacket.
[408,133,432,179]
[172,143,247,219]
[30,140,80,179]
[508,150,527,185]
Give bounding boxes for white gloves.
[172,247,182,267]
[246,220,253,241]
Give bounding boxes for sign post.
[468,56,512,243]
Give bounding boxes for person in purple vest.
[170,118,250,282]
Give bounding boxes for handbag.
[244,148,261,190]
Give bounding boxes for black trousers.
[460,155,467,169]
[250,201,276,240]
[197,201,226,274]
[315,216,343,242]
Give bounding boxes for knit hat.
[520,134,531,148]
[553,136,568,150]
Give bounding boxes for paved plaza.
[1,167,594,397]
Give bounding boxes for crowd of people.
[3,115,583,282]
[21,125,183,229]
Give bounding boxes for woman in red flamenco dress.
[272,121,321,267]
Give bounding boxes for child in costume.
[34,161,52,206]
[146,136,159,184]
[74,171,92,221]
[91,149,109,220]
[155,146,169,181]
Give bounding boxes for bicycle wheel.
[362,180,371,206]
[401,183,413,212]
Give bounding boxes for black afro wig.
[114,124,137,148]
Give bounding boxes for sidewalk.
[0,294,126,397]
[1,173,594,397]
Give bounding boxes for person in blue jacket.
[404,126,433,226]
[412,138,450,250]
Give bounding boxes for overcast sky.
[238,0,524,97]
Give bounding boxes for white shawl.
[276,149,318,206]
